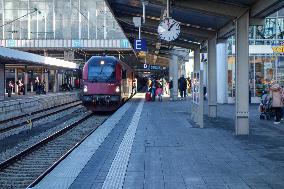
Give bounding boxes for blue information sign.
[120,39,129,48]
[134,39,147,51]
[72,40,81,47]
[150,65,161,70]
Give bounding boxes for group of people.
[146,75,193,102]
[7,79,25,97]
[147,77,166,102]
[34,77,46,95]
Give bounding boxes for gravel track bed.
[0,107,87,162]
[0,115,108,189]
[0,101,81,132]
[0,104,84,141]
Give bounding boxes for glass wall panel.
[0,0,127,40]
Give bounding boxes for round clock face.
[158,18,180,41]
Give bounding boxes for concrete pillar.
[24,72,28,95]
[171,54,179,100]
[41,70,44,83]
[235,11,249,135]
[0,64,4,100]
[53,70,59,93]
[44,72,49,93]
[194,48,200,72]
[208,36,217,118]
[15,68,18,94]
[217,43,228,104]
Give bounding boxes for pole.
[139,27,141,39]
[167,0,170,17]
[142,2,146,23]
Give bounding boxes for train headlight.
[83,85,88,92]
[115,86,120,93]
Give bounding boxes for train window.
[122,70,127,79]
[88,64,115,82]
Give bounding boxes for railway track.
[0,100,82,134]
[0,112,108,189]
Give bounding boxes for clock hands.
[168,21,178,31]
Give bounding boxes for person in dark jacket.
[178,75,187,100]
[7,81,13,97]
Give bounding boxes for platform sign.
[72,40,81,47]
[7,40,16,47]
[134,39,147,51]
[143,63,149,69]
[150,65,161,70]
[120,39,130,48]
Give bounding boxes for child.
[156,84,163,102]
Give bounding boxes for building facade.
[226,9,284,103]
[0,0,130,51]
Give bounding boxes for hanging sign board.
[134,39,147,51]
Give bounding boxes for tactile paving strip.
[102,100,144,189]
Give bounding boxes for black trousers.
[274,107,283,122]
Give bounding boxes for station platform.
[29,93,284,189]
[0,91,80,122]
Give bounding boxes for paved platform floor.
[31,93,284,189]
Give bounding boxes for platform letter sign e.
[134,39,147,51]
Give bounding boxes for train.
[81,56,135,111]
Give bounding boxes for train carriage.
[81,56,134,111]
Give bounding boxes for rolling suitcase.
[145,92,151,101]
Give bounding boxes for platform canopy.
[105,0,284,65]
[0,47,78,69]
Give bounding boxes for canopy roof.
[106,0,284,65]
[0,47,78,69]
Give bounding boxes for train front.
[81,56,121,111]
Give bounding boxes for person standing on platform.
[156,83,163,102]
[151,78,157,101]
[178,75,187,100]
[35,77,40,95]
[169,77,173,101]
[269,83,284,124]
[18,79,24,95]
[7,81,13,97]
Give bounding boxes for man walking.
[178,75,187,100]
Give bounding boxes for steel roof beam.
[251,0,284,18]
[120,15,215,40]
[125,27,200,50]
[150,0,248,18]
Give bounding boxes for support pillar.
[53,70,59,93]
[15,68,18,94]
[217,43,228,104]
[44,72,49,93]
[194,48,200,72]
[0,64,4,100]
[235,11,249,135]
[24,71,28,95]
[171,54,179,101]
[208,36,217,118]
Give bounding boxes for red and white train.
[81,56,134,111]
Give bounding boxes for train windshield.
[88,64,115,82]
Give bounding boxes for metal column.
[15,68,18,94]
[194,48,200,72]
[0,64,4,100]
[208,36,217,118]
[44,73,49,93]
[235,11,249,135]
[24,72,28,95]
[216,43,228,104]
[171,54,179,101]
[53,70,59,93]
